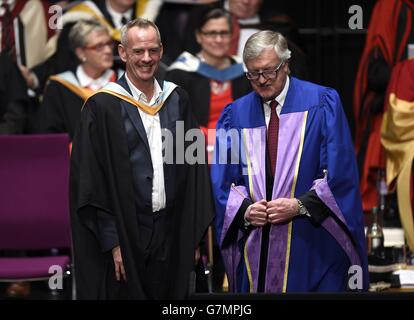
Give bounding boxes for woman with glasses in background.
[166,8,251,164]
[40,19,123,141]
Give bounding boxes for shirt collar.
[223,0,260,25]
[76,65,115,91]
[125,73,163,106]
[105,0,133,29]
[265,76,290,109]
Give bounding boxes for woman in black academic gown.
[40,19,122,141]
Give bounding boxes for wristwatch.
[297,199,311,217]
[243,218,251,229]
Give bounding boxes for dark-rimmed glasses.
[199,30,231,39]
[246,61,285,81]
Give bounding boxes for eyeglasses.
[245,61,285,81]
[200,30,231,39]
[84,40,114,52]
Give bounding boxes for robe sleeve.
[0,55,29,134]
[312,88,369,289]
[211,104,251,247]
[71,98,113,238]
[69,97,115,298]
[40,80,67,135]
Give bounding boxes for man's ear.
[159,43,164,60]
[284,60,290,74]
[118,44,127,63]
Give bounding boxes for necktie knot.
[270,100,278,111]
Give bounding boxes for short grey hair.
[120,18,162,47]
[243,30,291,63]
[68,20,109,52]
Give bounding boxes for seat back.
[0,134,71,250]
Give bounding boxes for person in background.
[0,0,59,133]
[166,8,250,164]
[354,0,414,213]
[166,7,250,292]
[23,0,161,94]
[0,52,29,134]
[183,0,308,79]
[40,19,121,141]
[211,30,368,293]
[154,0,219,64]
[381,59,414,257]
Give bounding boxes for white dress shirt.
[125,74,166,213]
[263,76,290,129]
[76,65,115,90]
[106,0,133,29]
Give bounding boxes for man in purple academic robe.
[211,30,368,293]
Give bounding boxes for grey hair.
[68,19,109,52]
[243,30,291,63]
[120,18,162,47]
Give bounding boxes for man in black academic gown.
[70,18,214,299]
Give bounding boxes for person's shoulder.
[165,84,191,112]
[165,69,198,87]
[291,77,340,104]
[230,91,257,109]
[84,90,122,113]
[216,91,257,128]
[172,85,190,100]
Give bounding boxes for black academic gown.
[70,76,214,299]
[40,74,84,140]
[165,60,251,127]
[0,52,29,134]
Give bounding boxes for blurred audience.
[0,52,29,134]
[27,0,149,93]
[354,0,414,211]
[155,0,219,64]
[166,8,251,292]
[167,8,250,163]
[40,19,122,140]
[182,0,308,79]
[0,0,56,68]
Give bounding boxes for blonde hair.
[68,20,109,51]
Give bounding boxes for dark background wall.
[261,0,377,138]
